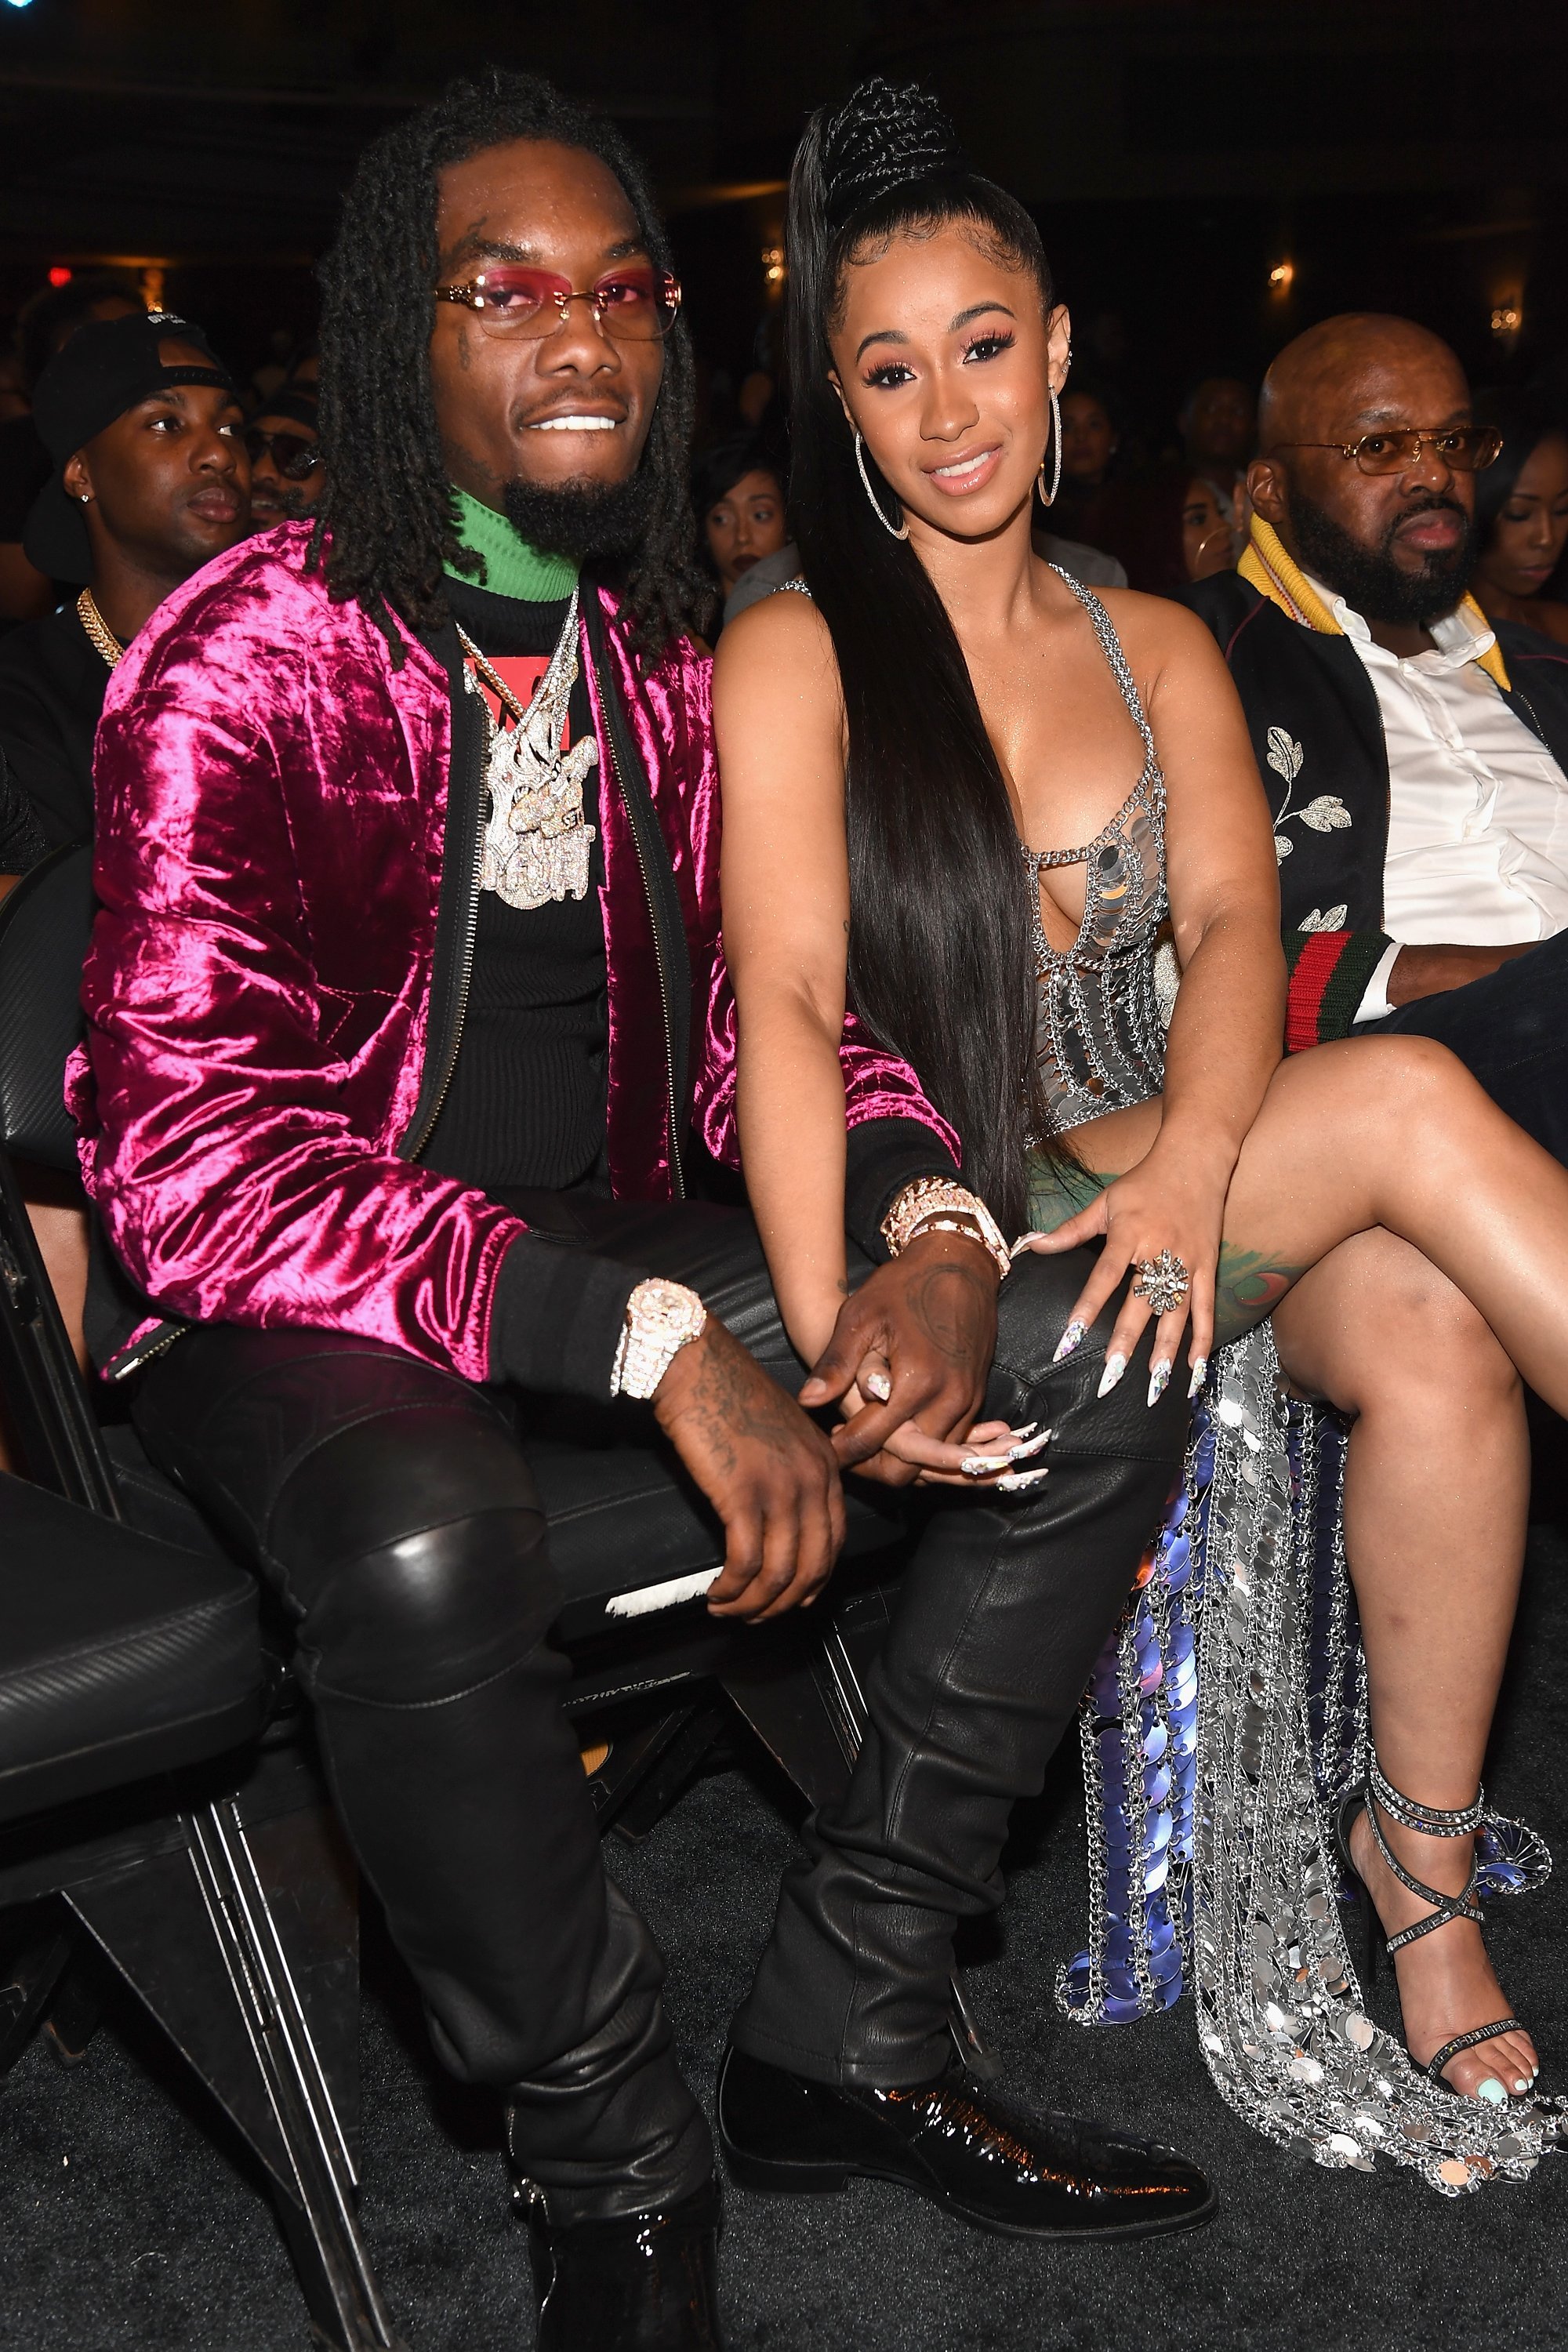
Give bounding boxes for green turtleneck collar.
[445,486,580,602]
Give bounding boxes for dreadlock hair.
[313,66,707,663]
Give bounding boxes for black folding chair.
[0,844,407,2350]
[0,846,987,2347]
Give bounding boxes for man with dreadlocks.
[64,67,1003,2350]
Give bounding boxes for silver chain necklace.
[457,587,598,912]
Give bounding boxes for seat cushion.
[526,1436,905,1645]
[0,1472,263,1823]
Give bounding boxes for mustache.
[1381,492,1468,552]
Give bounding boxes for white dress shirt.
[1306,584,1568,1021]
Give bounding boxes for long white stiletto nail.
[864,1370,892,1401]
[1053,1320,1087,1363]
[961,1453,1011,1478]
[1011,1232,1046,1256]
[1008,1425,1053,1462]
[1477,2077,1507,2105]
[1187,1357,1209,1400]
[1146,1360,1172,1409]
[1097,1353,1127,1399]
[996,1465,1050,1493]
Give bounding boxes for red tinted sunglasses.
[434,264,682,342]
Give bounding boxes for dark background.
[1,0,1564,443]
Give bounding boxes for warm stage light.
[1490,304,1522,339]
[47,266,72,287]
[761,244,786,287]
[1269,261,1294,292]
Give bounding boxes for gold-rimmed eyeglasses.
[434,265,682,343]
[1269,426,1503,477]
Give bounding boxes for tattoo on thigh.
[1214,1245,1306,1345]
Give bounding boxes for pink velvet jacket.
[70,523,955,1382]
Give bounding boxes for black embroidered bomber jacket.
[1181,572,1568,1049]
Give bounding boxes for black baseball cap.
[24,309,237,583]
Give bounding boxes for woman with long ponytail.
[715,77,1568,2196]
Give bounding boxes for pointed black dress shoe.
[717,2046,1215,2241]
[522,2177,727,2350]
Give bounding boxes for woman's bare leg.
[1207,1034,1568,1417]
[1051,1033,1565,2097]
[1274,1231,1537,2100]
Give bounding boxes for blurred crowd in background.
[0,240,1565,661]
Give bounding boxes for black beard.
[501,465,655,563]
[1287,487,1476,629]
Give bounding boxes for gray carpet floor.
[4,1530,1567,2352]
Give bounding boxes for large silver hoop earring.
[1036,387,1062,510]
[854,428,909,542]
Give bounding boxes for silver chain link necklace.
[458,588,598,912]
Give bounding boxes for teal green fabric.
[1025,1149,1114,1236]
[445,487,579,602]
[1026,1147,1295,1349]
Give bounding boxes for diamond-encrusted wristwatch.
[610,1278,708,1400]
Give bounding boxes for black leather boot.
[717,2048,1214,2241]
[523,2178,727,2351]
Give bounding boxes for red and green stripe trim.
[1283,927,1392,1051]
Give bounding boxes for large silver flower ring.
[1131,1249,1190,1317]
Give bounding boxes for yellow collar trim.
[1238,514,1509,692]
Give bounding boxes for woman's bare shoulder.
[1087,583,1234,699]
[713,586,840,706]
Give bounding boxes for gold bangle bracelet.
[880,1178,1012,1282]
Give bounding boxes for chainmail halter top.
[1023,569,1168,1138]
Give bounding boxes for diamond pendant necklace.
[457,586,598,913]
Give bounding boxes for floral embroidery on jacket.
[1265,726,1351,863]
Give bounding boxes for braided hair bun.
[818,77,968,235]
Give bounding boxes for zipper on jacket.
[403,746,487,1161]
[107,1321,187,1381]
[592,645,686,1201]
[401,655,488,1163]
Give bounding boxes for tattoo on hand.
[902,1261,992,1367]
[670,1330,800,1464]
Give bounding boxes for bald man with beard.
[1185,314,1568,1165]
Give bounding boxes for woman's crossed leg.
[1028,1031,1568,2102]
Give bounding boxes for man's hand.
[653,1319,845,1622]
[1387,942,1532,1007]
[800,1229,1000,1485]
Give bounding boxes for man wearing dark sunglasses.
[1185,312,1568,1165]
[245,385,322,525]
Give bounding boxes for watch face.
[636,1281,705,1339]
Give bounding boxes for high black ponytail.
[786,79,1054,1232]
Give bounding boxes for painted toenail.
[1476,2077,1507,2105]
[1514,2078,1530,2094]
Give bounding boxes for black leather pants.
[131,1195,1185,2206]
[730,1249,1190,2088]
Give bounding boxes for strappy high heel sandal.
[1334,1750,1534,2105]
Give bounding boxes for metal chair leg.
[66,1797,407,2351]
[0,1910,74,2074]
